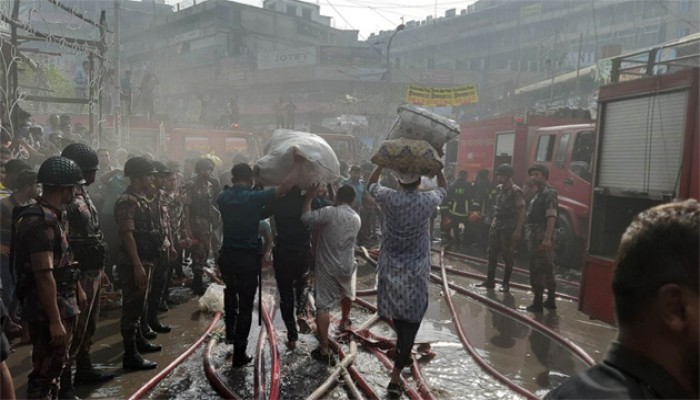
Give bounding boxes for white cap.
[397,173,421,185]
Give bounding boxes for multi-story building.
[369,0,700,109]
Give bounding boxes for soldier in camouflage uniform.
[114,157,162,370]
[60,144,115,397]
[477,164,525,292]
[160,161,190,306]
[143,161,176,334]
[525,164,558,312]
[13,157,85,399]
[182,158,219,295]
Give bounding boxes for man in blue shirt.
[217,162,298,367]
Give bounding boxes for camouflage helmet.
[528,164,549,179]
[495,164,514,177]
[152,160,172,176]
[124,157,156,178]
[37,156,86,187]
[61,143,99,172]
[195,157,215,173]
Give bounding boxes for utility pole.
[113,0,122,147]
[9,0,20,135]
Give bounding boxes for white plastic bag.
[255,129,340,186]
[198,283,225,314]
[387,104,460,155]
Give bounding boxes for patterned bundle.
[371,138,444,176]
[387,104,460,156]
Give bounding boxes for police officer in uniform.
[60,144,115,397]
[13,156,85,399]
[477,164,525,292]
[114,157,161,370]
[525,164,558,312]
[447,170,472,242]
[182,158,219,295]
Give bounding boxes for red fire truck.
[580,61,699,324]
[456,113,593,267]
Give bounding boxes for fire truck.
[455,112,593,268]
[579,46,699,323]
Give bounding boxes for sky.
[164,0,479,39]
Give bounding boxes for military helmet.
[152,160,172,176]
[495,163,514,177]
[61,143,99,171]
[195,157,215,173]
[124,156,156,178]
[37,156,86,187]
[528,164,549,179]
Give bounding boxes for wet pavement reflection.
[6,254,615,399]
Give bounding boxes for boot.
[122,338,157,370]
[148,305,172,333]
[526,292,544,313]
[477,265,496,289]
[544,290,557,310]
[233,347,253,368]
[140,318,158,340]
[74,351,115,386]
[500,264,513,293]
[136,328,162,353]
[57,367,79,400]
[191,271,207,296]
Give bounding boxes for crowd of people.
[0,107,697,400]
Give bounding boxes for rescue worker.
[114,157,161,370]
[476,164,525,292]
[160,161,190,307]
[182,158,219,295]
[217,162,298,367]
[60,144,115,397]
[470,169,494,247]
[525,164,558,312]
[447,170,472,242]
[143,161,175,334]
[13,156,85,399]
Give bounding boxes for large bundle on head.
[255,129,340,186]
[387,104,460,156]
[371,138,443,176]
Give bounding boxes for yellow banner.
[406,85,478,106]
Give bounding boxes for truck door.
[493,131,515,170]
[563,130,595,205]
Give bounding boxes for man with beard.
[545,200,699,399]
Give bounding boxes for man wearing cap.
[525,164,559,312]
[217,162,298,368]
[13,157,85,399]
[61,144,115,396]
[367,166,447,399]
[477,164,525,292]
[114,157,162,370]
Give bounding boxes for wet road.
[6,254,616,399]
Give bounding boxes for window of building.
[535,134,556,162]
[554,133,570,168]
[679,0,691,12]
[427,58,435,69]
[302,8,312,20]
[286,5,297,16]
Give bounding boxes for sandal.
[387,382,403,399]
[338,319,353,332]
[310,347,337,367]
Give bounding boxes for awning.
[514,65,597,95]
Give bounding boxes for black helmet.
[495,164,514,176]
[231,163,253,182]
[61,143,99,171]
[124,157,156,178]
[195,158,215,173]
[152,160,172,176]
[37,156,86,187]
[528,164,549,179]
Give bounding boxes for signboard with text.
[257,46,317,70]
[319,46,382,67]
[406,85,479,106]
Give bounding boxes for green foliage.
[19,63,73,98]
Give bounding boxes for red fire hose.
[259,302,280,400]
[128,312,222,400]
[437,249,538,400]
[437,248,581,288]
[204,330,244,400]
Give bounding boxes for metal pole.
[113,0,121,147]
[88,53,94,140]
[575,32,583,105]
[98,10,107,147]
[9,0,20,136]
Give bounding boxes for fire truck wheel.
[554,214,581,270]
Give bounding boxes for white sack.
[255,129,340,186]
[199,283,225,314]
[387,104,460,155]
